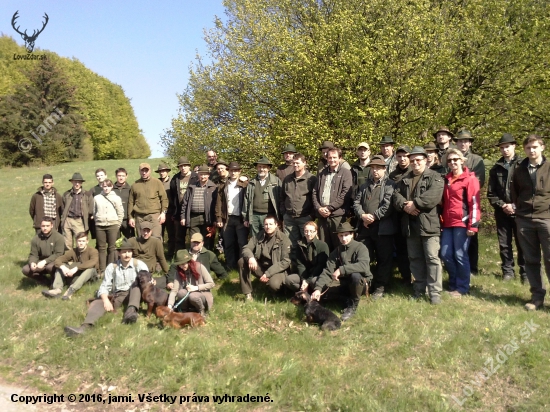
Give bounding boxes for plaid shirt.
[42,189,57,219]
[97,258,148,296]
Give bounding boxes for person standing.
[312,148,353,251]
[156,162,176,259]
[433,126,455,161]
[393,147,444,305]
[276,143,297,182]
[424,142,447,176]
[378,135,398,174]
[113,168,134,239]
[170,156,198,253]
[317,141,351,173]
[128,163,168,240]
[389,146,411,182]
[61,173,93,249]
[487,133,526,282]
[29,174,63,233]
[511,134,550,311]
[351,142,371,198]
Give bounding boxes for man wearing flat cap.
[181,165,218,251]
[312,222,371,321]
[393,146,444,304]
[243,157,282,237]
[170,156,198,253]
[156,163,176,259]
[487,133,526,282]
[128,163,168,240]
[433,126,456,161]
[277,143,297,182]
[129,216,170,281]
[378,135,398,175]
[61,173,94,249]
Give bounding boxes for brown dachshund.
[136,270,169,317]
[155,306,206,329]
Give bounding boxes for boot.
[62,287,75,301]
[341,299,359,321]
[122,306,138,324]
[42,288,62,298]
[64,324,91,337]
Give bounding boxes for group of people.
[22,128,550,337]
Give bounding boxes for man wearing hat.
[280,153,317,249]
[453,129,485,275]
[351,142,372,198]
[239,215,292,299]
[312,147,353,251]
[243,157,282,237]
[276,143,297,182]
[389,145,412,182]
[312,222,371,321]
[378,135,398,175]
[29,174,63,233]
[113,168,134,239]
[393,147,444,304]
[487,133,526,282]
[155,162,176,259]
[188,232,227,279]
[433,126,455,161]
[128,163,168,240]
[64,238,149,337]
[181,165,218,250]
[424,142,446,176]
[215,161,249,270]
[61,173,94,249]
[129,216,169,278]
[170,156,198,253]
[353,155,396,299]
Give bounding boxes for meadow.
[0,159,548,411]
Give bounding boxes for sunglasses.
[447,158,461,163]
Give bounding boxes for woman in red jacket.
[441,148,481,297]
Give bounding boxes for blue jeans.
[441,227,471,294]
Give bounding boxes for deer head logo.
[11,11,49,53]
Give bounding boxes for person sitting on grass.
[167,250,214,317]
[42,231,98,300]
[64,238,149,337]
[22,217,65,286]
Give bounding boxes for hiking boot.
[62,287,75,301]
[341,299,358,321]
[122,306,138,324]
[64,324,90,337]
[503,274,514,282]
[371,291,384,301]
[431,296,441,305]
[524,300,543,311]
[42,288,62,298]
[245,293,253,301]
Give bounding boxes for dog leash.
[173,291,190,310]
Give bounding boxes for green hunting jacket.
[243,173,282,221]
[242,228,291,277]
[28,230,65,265]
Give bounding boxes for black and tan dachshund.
[290,290,341,331]
[136,270,169,318]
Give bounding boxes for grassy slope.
[0,159,549,411]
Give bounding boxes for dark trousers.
[119,219,135,239]
[238,258,288,294]
[96,224,119,272]
[162,218,176,260]
[21,262,56,286]
[318,215,345,252]
[515,217,550,302]
[393,230,411,283]
[468,232,479,273]
[175,221,188,255]
[359,228,394,293]
[495,209,525,277]
[320,273,366,306]
[189,213,213,250]
[83,286,141,325]
[224,215,249,269]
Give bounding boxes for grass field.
[0,159,549,411]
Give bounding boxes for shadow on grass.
[469,286,527,307]
[17,276,50,291]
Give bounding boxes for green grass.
[1,159,549,411]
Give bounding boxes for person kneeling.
[64,238,149,337]
[311,222,372,321]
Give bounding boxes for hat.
[281,143,297,154]
[378,135,395,145]
[423,141,437,151]
[190,233,204,242]
[319,141,335,150]
[357,142,370,149]
[369,155,386,167]
[396,145,411,154]
[453,129,474,142]
[253,157,273,167]
[139,163,151,171]
[115,237,134,251]
[174,249,192,266]
[215,158,229,168]
[334,221,356,233]
[432,126,454,139]
[495,133,516,147]
[177,156,191,166]
[155,162,171,173]
[140,215,154,230]
[408,146,428,158]
[228,161,242,170]
[69,172,85,182]
[197,164,210,173]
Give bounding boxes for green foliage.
[162,0,550,166]
[0,36,150,165]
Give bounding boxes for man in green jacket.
[22,217,65,286]
[312,222,371,321]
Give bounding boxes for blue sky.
[0,0,227,158]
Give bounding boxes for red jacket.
[441,167,481,231]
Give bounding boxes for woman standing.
[168,249,214,316]
[94,179,124,275]
[440,149,481,297]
